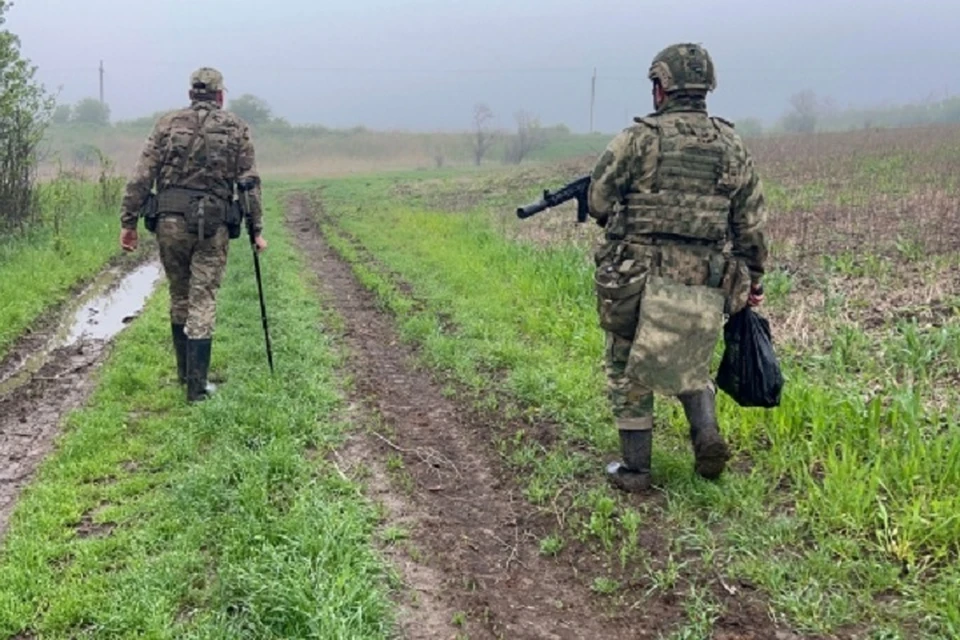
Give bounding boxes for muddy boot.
[606,426,653,493]
[678,387,730,480]
[186,338,216,402]
[171,323,187,384]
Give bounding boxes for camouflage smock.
[119,99,263,234]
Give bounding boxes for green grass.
[0,183,123,359]
[310,173,960,639]
[0,192,394,639]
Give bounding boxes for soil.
[286,193,799,640]
[0,254,161,538]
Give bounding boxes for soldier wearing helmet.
[118,67,268,402]
[588,43,768,491]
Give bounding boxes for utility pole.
[99,60,105,105]
[589,67,596,133]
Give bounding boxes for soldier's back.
[155,105,250,199]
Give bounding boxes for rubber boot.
[606,428,653,493]
[678,387,730,480]
[186,338,216,402]
[171,323,187,384]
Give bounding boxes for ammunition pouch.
[157,188,228,239]
[594,251,653,340]
[140,193,159,233]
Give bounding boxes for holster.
[227,199,244,240]
[140,193,159,233]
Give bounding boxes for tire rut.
[0,254,161,539]
[286,193,631,640]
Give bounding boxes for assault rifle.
[238,177,275,374]
[515,174,591,223]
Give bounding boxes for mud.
[287,193,801,640]
[0,257,162,538]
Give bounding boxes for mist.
[8,0,960,133]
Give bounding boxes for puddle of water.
[0,261,163,395]
[62,262,162,346]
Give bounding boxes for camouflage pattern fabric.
[190,67,226,92]
[156,216,229,339]
[625,276,726,394]
[588,88,768,407]
[605,333,655,427]
[648,43,717,94]
[120,96,262,233]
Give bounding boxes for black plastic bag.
[716,307,784,408]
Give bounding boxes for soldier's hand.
[120,229,139,252]
[747,282,764,307]
[254,235,268,253]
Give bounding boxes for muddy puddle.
[0,261,162,396]
[0,258,163,537]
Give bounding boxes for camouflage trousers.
[605,331,655,431]
[156,216,229,339]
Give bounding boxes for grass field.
[307,124,960,638]
[3,122,959,639]
[0,179,125,360]
[0,193,394,639]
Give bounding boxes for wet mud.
[0,258,162,537]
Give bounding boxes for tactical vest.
[623,114,740,246]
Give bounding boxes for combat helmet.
[648,43,716,94]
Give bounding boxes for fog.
[9,0,960,132]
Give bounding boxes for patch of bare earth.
[0,254,158,539]
[286,193,796,640]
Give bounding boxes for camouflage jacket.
[120,99,263,233]
[587,100,767,283]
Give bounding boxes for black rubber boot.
[678,387,730,480]
[171,323,187,384]
[606,429,653,493]
[186,338,215,402]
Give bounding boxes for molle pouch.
[625,276,726,395]
[226,199,244,240]
[594,261,648,340]
[185,194,226,239]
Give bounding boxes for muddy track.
[286,193,798,640]
[0,254,162,538]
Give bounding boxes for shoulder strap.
[174,108,212,181]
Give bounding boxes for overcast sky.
[8,0,960,133]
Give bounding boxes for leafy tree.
[0,0,55,231]
[51,103,71,124]
[228,94,272,125]
[72,98,110,126]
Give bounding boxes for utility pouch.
[180,193,226,239]
[227,199,244,240]
[140,193,159,233]
[625,276,726,395]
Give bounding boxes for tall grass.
[0,160,125,359]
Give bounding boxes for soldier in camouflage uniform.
[588,43,768,492]
[119,67,267,402]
